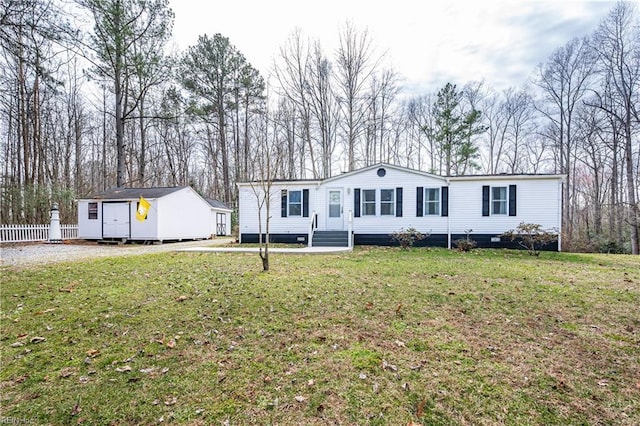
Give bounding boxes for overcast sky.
[167,0,617,95]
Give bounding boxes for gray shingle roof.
[82,187,186,200]
[206,198,232,210]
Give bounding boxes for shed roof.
[206,198,233,211]
[81,186,186,200]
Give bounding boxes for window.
[88,202,98,220]
[288,190,302,216]
[380,189,395,215]
[492,186,507,215]
[362,189,376,215]
[425,188,440,215]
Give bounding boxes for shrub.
[454,229,477,252]
[391,227,427,249]
[502,222,557,256]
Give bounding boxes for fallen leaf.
[176,295,188,302]
[35,308,56,315]
[164,396,177,406]
[86,349,100,358]
[30,336,46,344]
[294,395,306,403]
[10,341,25,348]
[166,339,176,348]
[140,367,155,374]
[60,368,75,378]
[115,366,132,373]
[382,359,397,372]
[71,402,82,416]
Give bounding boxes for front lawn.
[1,248,638,425]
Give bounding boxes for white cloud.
[168,0,617,95]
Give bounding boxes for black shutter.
[482,185,490,216]
[354,188,361,217]
[441,186,449,217]
[281,190,287,217]
[396,187,403,217]
[416,187,423,217]
[509,184,517,216]
[303,189,309,217]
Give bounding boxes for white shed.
[77,186,231,242]
[206,198,233,237]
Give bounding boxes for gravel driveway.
[1,238,234,268]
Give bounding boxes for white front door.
[103,202,130,238]
[326,189,343,230]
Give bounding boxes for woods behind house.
[0,0,638,253]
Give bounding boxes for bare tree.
[272,29,317,178]
[588,1,640,254]
[335,21,379,171]
[534,36,595,245]
[246,105,284,271]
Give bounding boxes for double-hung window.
[380,189,395,216]
[288,190,302,216]
[362,189,376,216]
[492,187,507,215]
[425,188,440,215]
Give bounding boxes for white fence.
[0,224,79,243]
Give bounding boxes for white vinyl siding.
[380,189,395,216]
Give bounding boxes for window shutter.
[441,186,449,217]
[482,186,490,216]
[396,187,403,217]
[416,187,423,217]
[302,189,309,217]
[509,184,517,216]
[281,190,287,217]
[354,188,361,217]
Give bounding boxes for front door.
[103,202,130,238]
[326,189,343,230]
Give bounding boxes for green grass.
[1,247,639,425]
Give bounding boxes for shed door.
[216,212,226,236]
[103,202,130,238]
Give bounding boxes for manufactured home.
[78,186,232,242]
[237,163,564,250]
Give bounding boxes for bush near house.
[503,222,558,256]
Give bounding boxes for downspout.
[446,177,451,250]
[558,177,563,252]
